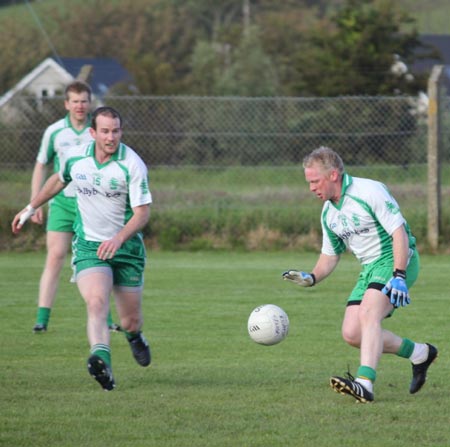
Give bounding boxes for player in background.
[30,80,119,333]
[283,146,437,403]
[13,106,152,391]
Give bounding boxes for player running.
[13,106,152,390]
[29,80,119,333]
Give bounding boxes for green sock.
[107,311,114,327]
[356,365,376,382]
[36,307,51,326]
[124,330,140,341]
[91,344,111,366]
[397,338,415,358]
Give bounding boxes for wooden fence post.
[427,65,444,252]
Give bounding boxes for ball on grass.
[247,304,289,346]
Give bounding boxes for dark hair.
[65,80,92,101]
[91,106,123,130]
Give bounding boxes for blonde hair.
[303,146,344,175]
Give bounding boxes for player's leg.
[358,288,396,369]
[77,269,112,347]
[33,230,72,332]
[107,311,122,332]
[331,261,394,402]
[114,286,151,367]
[34,197,118,333]
[381,251,438,393]
[77,267,115,391]
[331,301,376,403]
[332,252,437,401]
[33,198,74,332]
[113,238,151,368]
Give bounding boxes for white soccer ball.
[247,304,289,346]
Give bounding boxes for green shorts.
[347,249,420,305]
[72,235,146,287]
[46,195,76,232]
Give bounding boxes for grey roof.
[414,35,450,69]
[413,34,450,92]
[54,57,133,95]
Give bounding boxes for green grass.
[3,164,450,252]
[1,250,448,447]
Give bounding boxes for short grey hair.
[303,146,344,175]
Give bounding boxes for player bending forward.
[283,146,437,403]
[13,106,152,391]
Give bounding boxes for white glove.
[18,204,36,226]
[282,270,316,287]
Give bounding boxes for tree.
[190,25,279,97]
[0,0,432,97]
[190,41,224,96]
[0,15,49,94]
[292,0,428,96]
[216,25,279,96]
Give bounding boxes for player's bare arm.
[391,225,410,271]
[311,253,340,284]
[282,253,340,287]
[12,173,66,234]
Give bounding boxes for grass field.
[1,250,448,447]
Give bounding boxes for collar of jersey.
[65,113,91,135]
[86,141,126,161]
[332,172,353,208]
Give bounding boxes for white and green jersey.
[37,114,92,198]
[59,141,152,242]
[320,173,415,265]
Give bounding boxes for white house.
[0,58,72,109]
[0,56,134,109]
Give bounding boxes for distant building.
[0,56,135,109]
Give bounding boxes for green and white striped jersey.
[59,141,152,242]
[321,173,415,265]
[36,114,92,198]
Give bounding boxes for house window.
[41,89,48,97]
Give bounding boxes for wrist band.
[393,269,406,279]
[18,204,36,225]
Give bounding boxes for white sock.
[355,377,373,393]
[410,343,428,365]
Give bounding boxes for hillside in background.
[398,0,450,34]
[1,0,449,33]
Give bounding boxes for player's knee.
[120,314,142,333]
[85,297,108,316]
[342,327,361,348]
[46,249,68,266]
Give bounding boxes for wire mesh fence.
[1,94,449,249]
[0,95,440,170]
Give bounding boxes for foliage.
[292,0,430,96]
[0,11,49,94]
[0,0,438,97]
[3,164,450,253]
[214,25,280,96]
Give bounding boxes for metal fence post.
[427,65,444,252]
